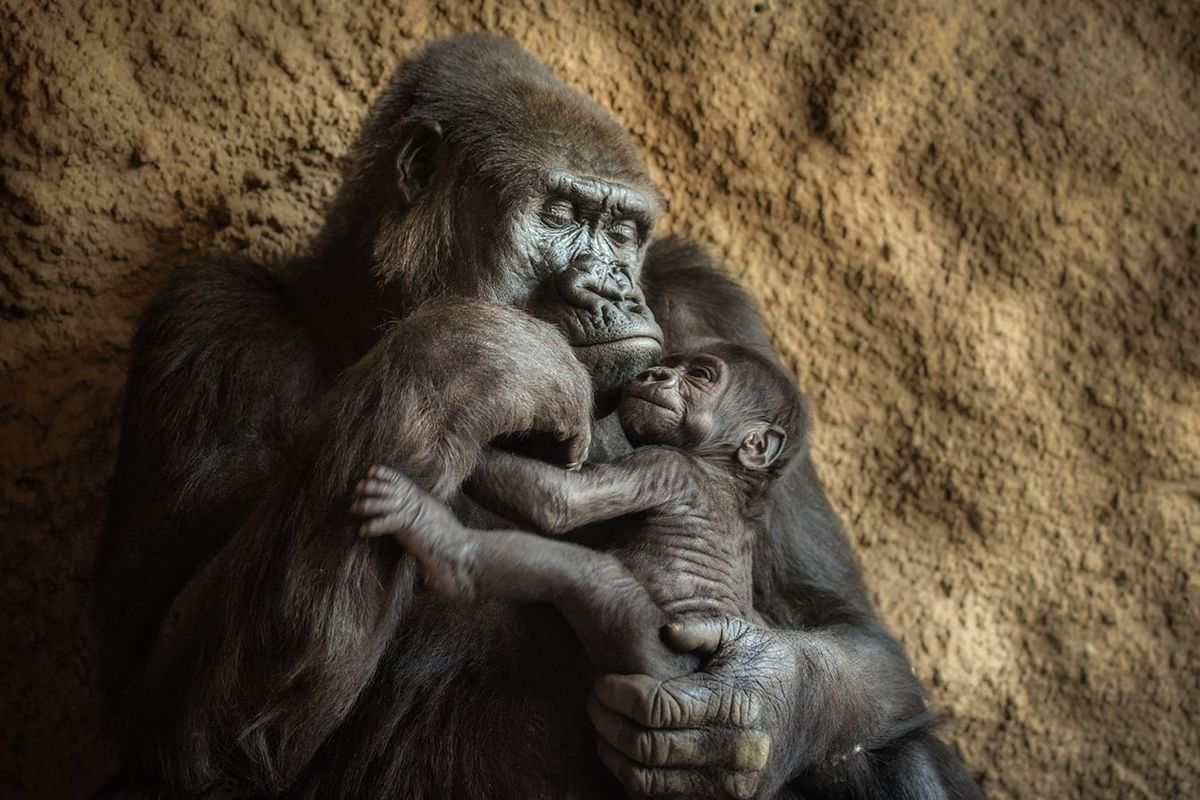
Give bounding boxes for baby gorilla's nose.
[636,366,678,387]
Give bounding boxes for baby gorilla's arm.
[465,448,688,535]
[352,465,696,678]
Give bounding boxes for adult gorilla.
[97,35,978,799]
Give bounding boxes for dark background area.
[1,1,1197,797]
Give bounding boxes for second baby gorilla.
[352,342,808,691]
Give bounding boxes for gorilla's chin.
[574,336,662,414]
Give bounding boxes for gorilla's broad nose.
[636,366,677,387]
[562,254,638,305]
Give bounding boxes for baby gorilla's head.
[617,342,808,475]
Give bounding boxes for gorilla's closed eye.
[609,220,638,246]
[542,198,576,227]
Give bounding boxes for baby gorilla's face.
[616,350,728,448]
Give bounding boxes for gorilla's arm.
[464,447,690,534]
[353,464,694,679]
[587,237,980,799]
[97,261,591,793]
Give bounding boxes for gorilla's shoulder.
[130,254,314,392]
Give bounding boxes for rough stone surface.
[1,1,1197,797]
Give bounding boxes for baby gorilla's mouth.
[620,388,682,416]
[625,394,674,412]
[616,391,684,448]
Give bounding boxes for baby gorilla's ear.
[737,424,788,470]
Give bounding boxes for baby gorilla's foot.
[351,464,480,600]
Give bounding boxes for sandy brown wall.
[2,1,1197,797]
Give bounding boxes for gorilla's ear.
[737,424,787,470]
[395,119,443,205]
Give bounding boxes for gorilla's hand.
[588,617,801,800]
[367,298,594,493]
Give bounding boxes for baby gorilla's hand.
[352,465,479,600]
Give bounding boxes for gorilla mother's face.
[505,169,664,400]
[365,36,666,405]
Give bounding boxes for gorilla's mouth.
[622,394,680,417]
[571,335,663,375]
[571,333,662,351]
[571,335,663,405]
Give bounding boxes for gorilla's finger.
[354,478,401,498]
[588,694,771,771]
[564,431,591,470]
[367,464,405,483]
[593,673,761,729]
[595,738,710,798]
[349,495,407,516]
[722,768,765,800]
[661,616,741,656]
[589,695,710,766]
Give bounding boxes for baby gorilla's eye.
[687,365,716,382]
[541,198,576,228]
[608,220,638,246]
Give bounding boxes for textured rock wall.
[1,1,1197,797]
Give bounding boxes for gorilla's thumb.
[660,617,727,655]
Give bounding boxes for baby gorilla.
[352,342,808,680]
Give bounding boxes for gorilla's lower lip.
[572,335,663,351]
[571,335,663,402]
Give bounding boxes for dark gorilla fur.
[95,34,980,799]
